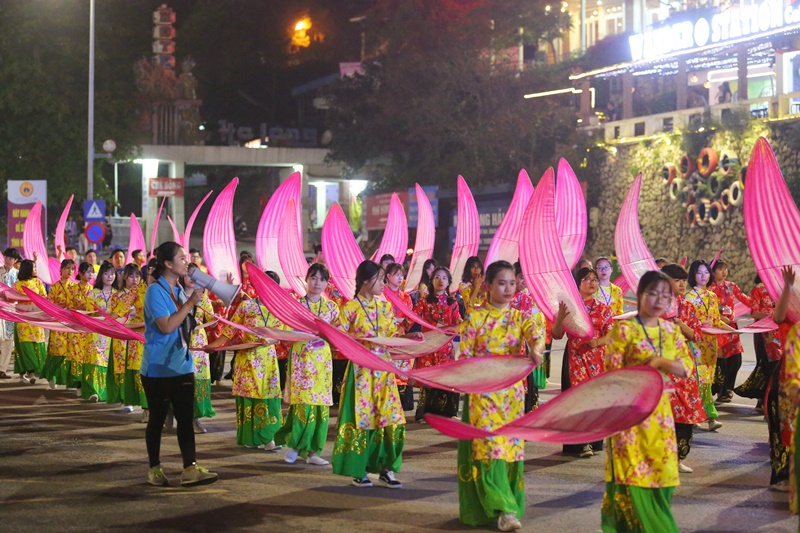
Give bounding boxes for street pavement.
[0,336,797,533]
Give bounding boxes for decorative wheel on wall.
[695,198,711,225]
[685,204,697,226]
[729,181,744,206]
[720,188,731,210]
[708,171,727,196]
[720,150,739,176]
[680,154,697,178]
[669,178,684,201]
[707,201,725,225]
[661,163,677,186]
[697,147,719,177]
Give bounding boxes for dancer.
[594,257,624,316]
[601,270,692,533]
[413,266,462,421]
[141,241,218,487]
[81,262,117,402]
[207,271,284,452]
[66,263,95,392]
[552,266,614,457]
[457,260,544,532]
[13,259,47,383]
[332,260,419,488]
[41,259,75,387]
[0,248,20,378]
[736,275,779,407]
[108,264,147,414]
[385,262,415,411]
[275,264,338,465]
[511,261,547,410]
[414,258,439,302]
[458,256,485,314]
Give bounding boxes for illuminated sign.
[629,0,797,61]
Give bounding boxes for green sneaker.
[180,464,218,487]
[148,466,169,486]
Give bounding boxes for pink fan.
[22,202,57,285]
[389,331,456,360]
[614,174,659,293]
[370,193,408,265]
[709,247,724,270]
[256,172,302,287]
[405,184,436,291]
[0,309,87,333]
[54,195,74,259]
[744,137,800,323]
[278,198,310,296]
[126,214,147,265]
[214,313,318,343]
[167,215,181,243]
[182,190,213,250]
[485,170,534,265]
[554,158,588,270]
[246,262,319,333]
[612,274,630,295]
[520,168,593,337]
[204,178,241,284]
[383,288,449,334]
[425,366,664,444]
[149,197,166,258]
[321,203,364,300]
[449,176,480,284]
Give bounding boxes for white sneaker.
[258,441,282,452]
[48,380,57,390]
[770,480,790,492]
[497,512,522,531]
[88,394,99,403]
[579,444,594,458]
[284,449,299,464]
[707,419,722,432]
[180,464,218,487]
[75,388,82,397]
[147,466,169,487]
[306,454,329,466]
[121,405,135,413]
[141,409,149,424]
[20,374,31,384]
[192,419,207,434]
[678,461,693,473]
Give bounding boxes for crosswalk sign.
[83,200,106,222]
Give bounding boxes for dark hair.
[661,263,688,281]
[313,244,323,254]
[354,260,383,299]
[711,259,728,272]
[180,263,199,290]
[573,266,597,285]
[687,260,711,288]
[84,249,96,256]
[111,249,125,258]
[152,241,183,281]
[513,261,523,277]
[189,248,199,255]
[65,246,77,253]
[419,258,439,288]
[76,261,93,281]
[94,261,117,290]
[754,274,762,284]
[131,249,143,260]
[654,257,668,265]
[265,270,280,284]
[2,248,20,260]
[119,263,142,290]
[462,256,484,283]
[17,259,35,281]
[60,259,76,271]
[425,266,455,305]
[485,260,514,285]
[306,263,330,281]
[240,250,253,260]
[594,256,612,269]
[380,253,395,265]
[384,262,404,281]
[636,270,672,303]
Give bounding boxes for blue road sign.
[83,200,106,222]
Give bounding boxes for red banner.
[149,177,184,197]
[364,192,408,230]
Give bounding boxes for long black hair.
[94,261,117,290]
[152,241,183,281]
[661,263,688,281]
[118,263,142,290]
[59,259,76,277]
[485,260,514,284]
[687,259,711,289]
[425,266,456,305]
[384,262,405,284]
[462,256,484,283]
[354,260,382,299]
[419,258,438,288]
[306,263,330,281]
[17,259,35,281]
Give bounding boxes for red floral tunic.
[387,287,415,385]
[709,280,751,358]
[751,284,783,361]
[412,293,461,369]
[566,298,613,385]
[668,296,707,424]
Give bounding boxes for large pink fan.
[316,319,534,394]
[182,190,213,250]
[321,203,364,300]
[449,176,480,284]
[383,288,450,334]
[256,172,302,287]
[126,214,147,265]
[22,202,57,285]
[167,216,181,243]
[744,137,800,323]
[389,331,456,360]
[54,195,74,259]
[425,366,664,444]
[149,197,166,259]
[214,313,318,343]
[520,168,593,337]
[0,308,87,333]
[613,275,630,295]
[246,262,319,333]
[554,158,588,270]
[204,178,241,284]
[485,170,534,265]
[614,174,659,293]
[370,193,408,265]
[278,198,309,296]
[405,184,436,291]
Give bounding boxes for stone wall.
[583,119,800,291]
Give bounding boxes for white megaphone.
[189,268,241,307]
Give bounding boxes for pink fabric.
[370,193,408,265]
[520,168,593,337]
[424,366,664,444]
[709,248,724,270]
[744,137,800,323]
[613,275,630,295]
[214,313,318,343]
[554,158,588,270]
[0,308,88,333]
[278,198,310,297]
[0,282,29,301]
[614,174,659,294]
[126,215,147,265]
[167,216,181,243]
[389,331,456,360]
[203,178,241,284]
[449,176,480,284]
[149,197,166,259]
[485,169,534,265]
[22,202,57,285]
[405,184,436,291]
[321,203,364,300]
[256,172,302,287]
[245,262,319,333]
[54,195,74,259]
[183,190,213,250]
[383,288,448,333]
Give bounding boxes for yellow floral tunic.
[287,295,338,406]
[604,318,693,488]
[782,323,800,513]
[15,279,47,343]
[189,293,214,379]
[459,303,544,462]
[68,281,96,362]
[47,280,75,356]
[684,288,725,388]
[222,298,283,400]
[84,288,115,366]
[339,296,404,429]
[458,281,485,314]
[595,283,624,316]
[109,287,145,372]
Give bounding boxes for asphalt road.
[0,336,796,533]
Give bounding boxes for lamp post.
[87,0,96,200]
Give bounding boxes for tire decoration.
[708,201,725,225]
[720,150,739,176]
[685,204,697,226]
[708,171,727,196]
[695,198,711,225]
[720,188,731,210]
[697,147,719,177]
[680,154,696,178]
[729,180,744,206]
[669,178,684,201]
[660,163,677,185]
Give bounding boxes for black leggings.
[716,353,742,396]
[675,423,694,460]
[141,373,196,469]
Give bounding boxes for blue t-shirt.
[141,276,193,377]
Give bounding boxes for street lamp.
[87,0,96,200]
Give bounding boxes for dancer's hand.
[781,265,796,287]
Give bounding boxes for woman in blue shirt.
[142,241,218,487]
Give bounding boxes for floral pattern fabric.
[595,283,624,316]
[1,268,17,339]
[709,280,751,357]
[84,289,116,367]
[413,293,462,368]
[286,295,338,406]
[751,284,783,361]
[47,280,75,356]
[458,281,484,314]
[667,297,707,425]
[189,293,214,379]
[387,288,414,383]
[566,298,613,385]
[108,287,145,371]
[685,288,725,388]
[15,279,47,343]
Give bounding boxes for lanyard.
[356,296,379,335]
[598,285,612,306]
[691,289,709,314]
[636,316,662,357]
[304,296,323,317]
[255,299,271,326]
[101,289,112,308]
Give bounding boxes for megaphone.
[189,268,241,307]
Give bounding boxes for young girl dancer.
[14,260,47,383]
[42,259,75,387]
[81,262,117,402]
[458,256,485,314]
[457,260,544,532]
[511,261,547,411]
[594,257,624,316]
[385,262,415,411]
[67,263,95,392]
[275,264,338,465]
[109,264,147,415]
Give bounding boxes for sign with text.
[364,192,409,231]
[7,180,47,249]
[149,177,184,197]
[448,199,509,251]
[407,186,439,228]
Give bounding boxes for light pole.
[87,0,96,200]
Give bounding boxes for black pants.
[766,365,790,485]
[716,353,742,396]
[524,371,539,413]
[560,344,601,453]
[416,386,459,419]
[209,350,225,383]
[141,373,196,469]
[675,422,694,460]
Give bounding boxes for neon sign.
[629,0,796,61]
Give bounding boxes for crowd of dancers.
[2,241,799,532]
